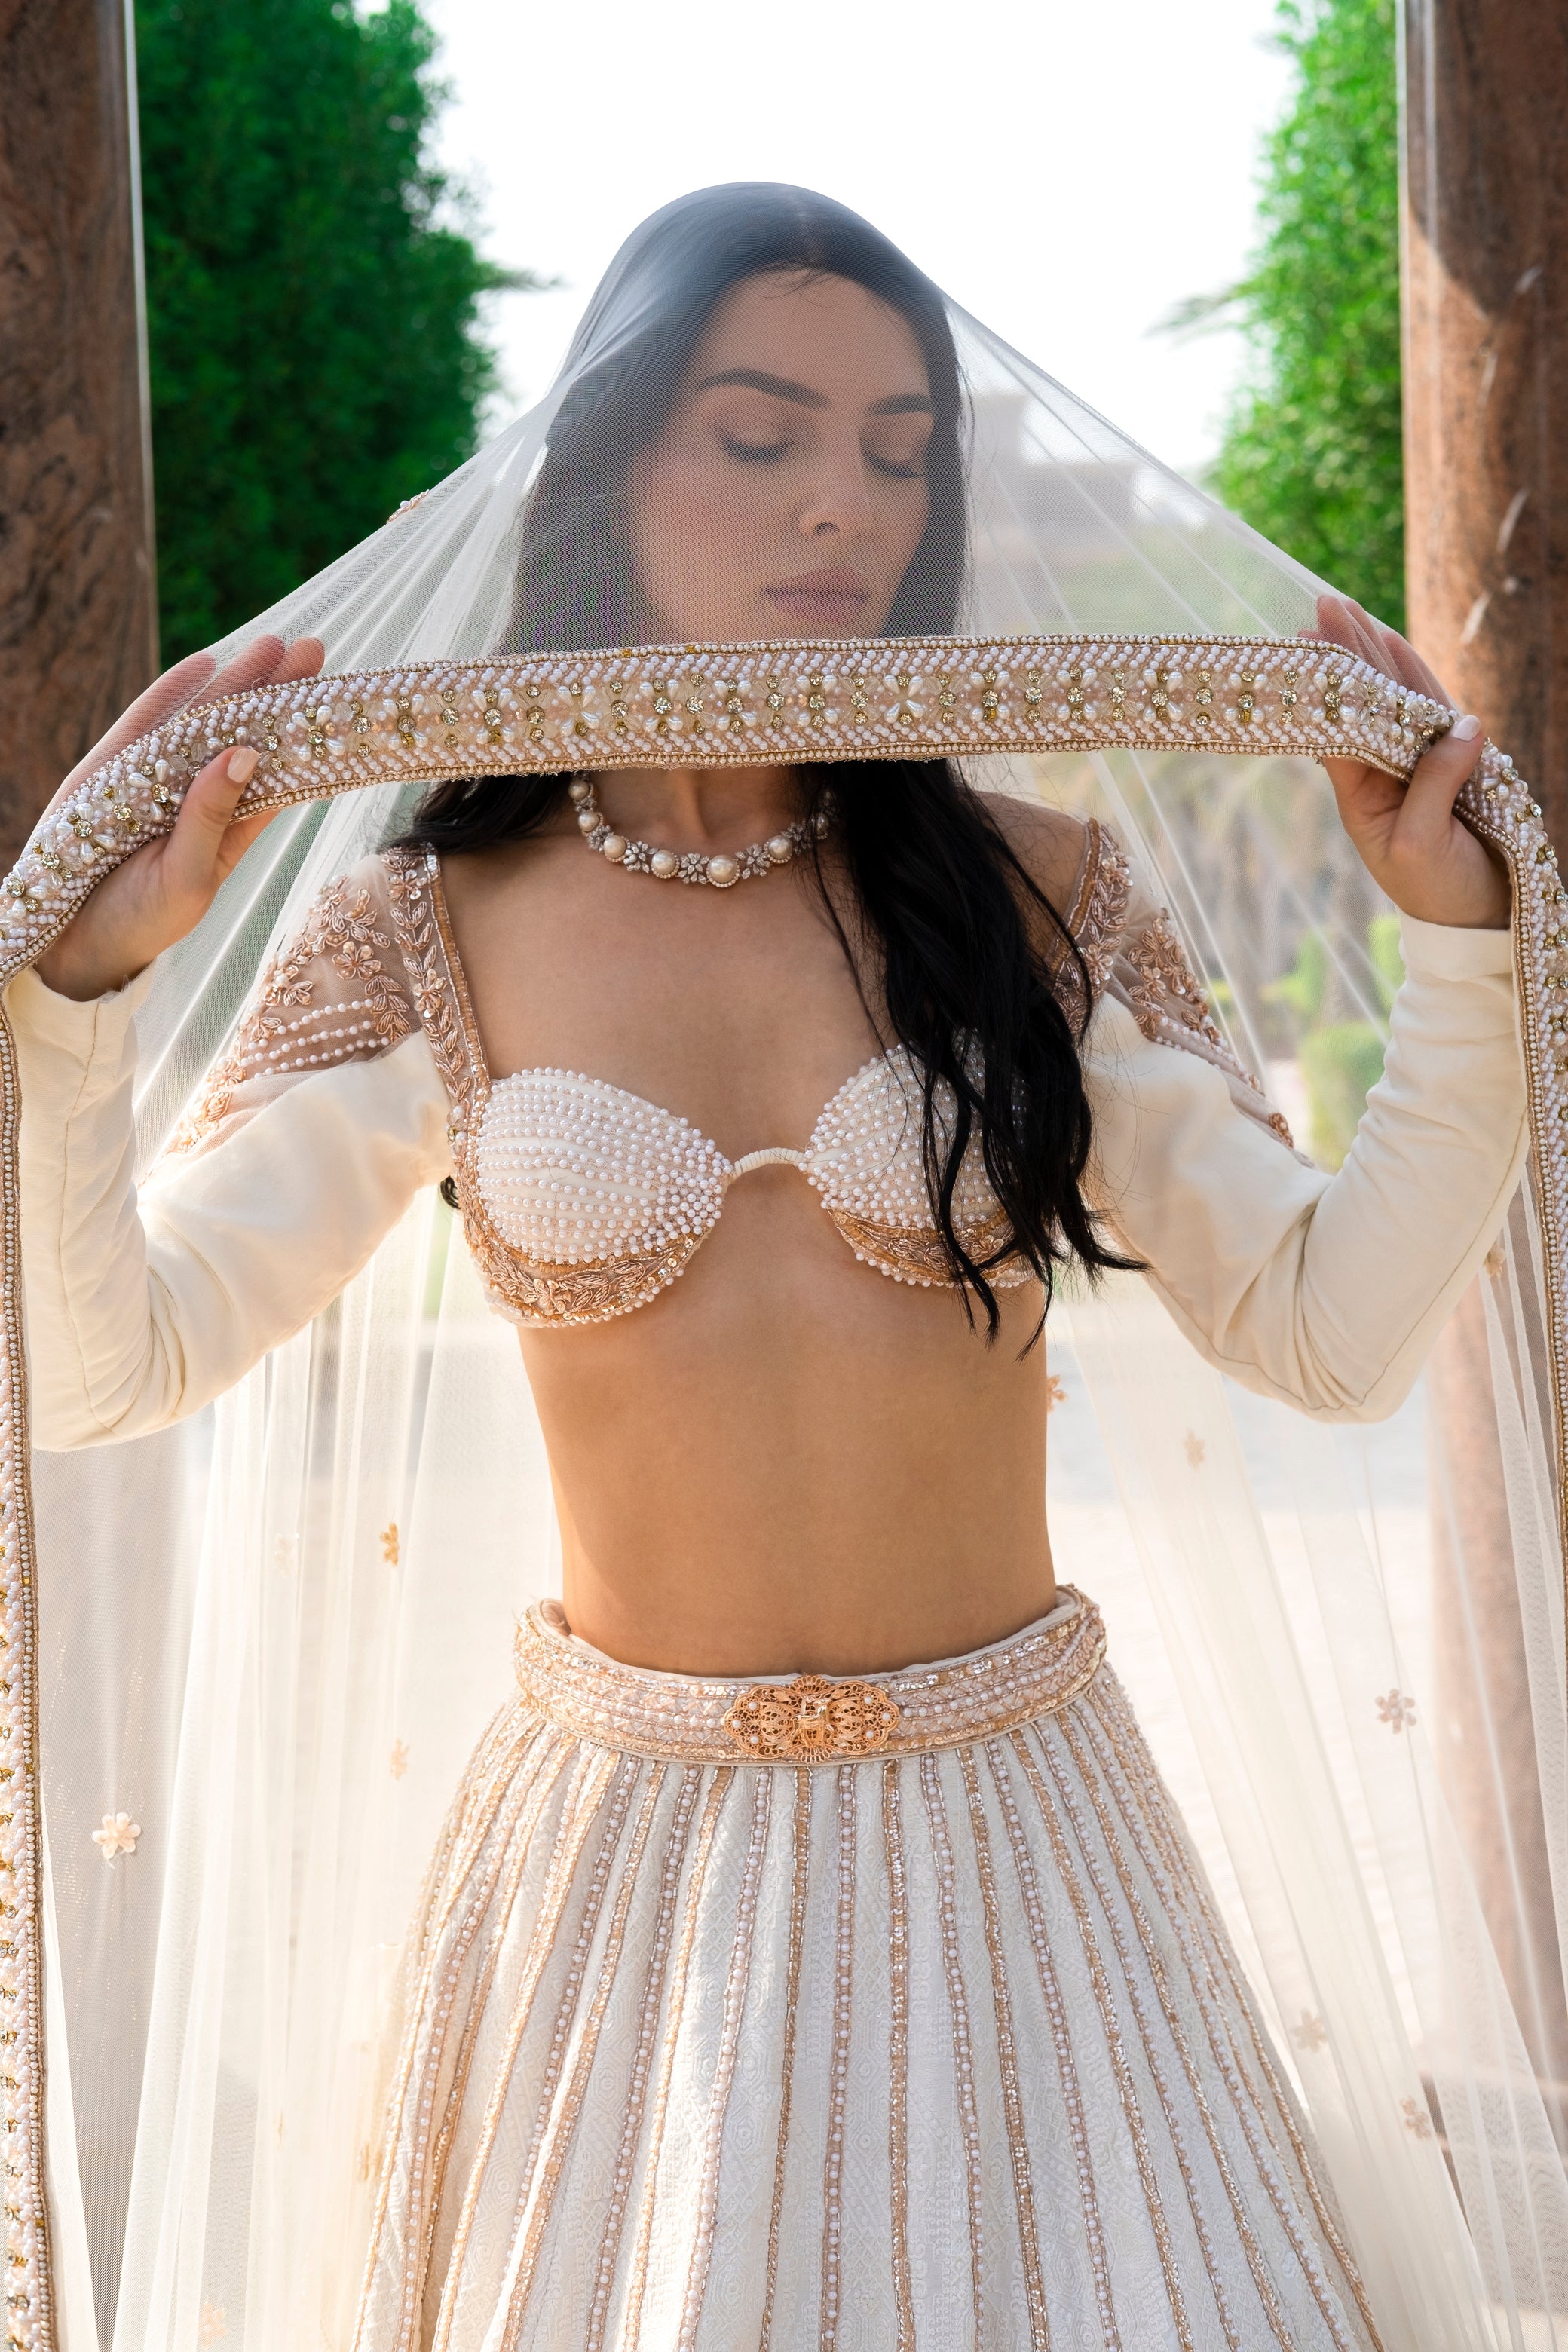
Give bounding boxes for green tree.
[1174,0,1404,627]
[136,0,530,657]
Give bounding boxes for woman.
[9,189,1538,2350]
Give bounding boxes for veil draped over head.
[2,184,1566,2351]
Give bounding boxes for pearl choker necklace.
[568,777,828,889]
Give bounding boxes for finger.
[186,635,289,712]
[1346,602,1447,703]
[1322,593,1388,675]
[1367,618,1450,707]
[1397,712,1484,840]
[1309,594,1358,660]
[213,803,283,880]
[41,648,219,822]
[161,745,262,884]
[273,635,326,683]
[1307,596,1391,684]
[1313,597,1455,718]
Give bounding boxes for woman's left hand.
[1303,591,1511,931]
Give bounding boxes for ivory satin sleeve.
[1083,913,1527,1421]
[6,963,452,1447]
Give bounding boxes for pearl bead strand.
[568,777,828,888]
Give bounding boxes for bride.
[6,185,1552,2350]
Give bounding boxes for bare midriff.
[441,788,1074,1680]
[522,1191,1056,1677]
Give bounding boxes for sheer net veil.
[1,183,1564,2350]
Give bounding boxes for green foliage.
[1300,1021,1386,1166]
[1366,908,1404,1009]
[1264,910,1404,1164]
[1263,926,1331,1027]
[136,0,521,657]
[1190,0,1404,627]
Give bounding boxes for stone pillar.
[0,0,157,864]
[1404,0,1568,2122]
[1403,0,1568,830]
[1427,1282,1568,2117]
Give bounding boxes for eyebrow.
[694,367,935,418]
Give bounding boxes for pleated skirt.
[354,1591,1385,2352]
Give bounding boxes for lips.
[764,568,871,631]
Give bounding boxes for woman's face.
[628,269,936,643]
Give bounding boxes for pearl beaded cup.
[467,1048,1032,1313]
[475,1071,730,1268]
[806,1052,992,1225]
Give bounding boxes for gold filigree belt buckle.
[721,1674,900,1759]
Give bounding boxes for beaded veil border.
[0,629,1559,2349]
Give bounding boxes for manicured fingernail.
[226,746,259,782]
[1452,713,1482,741]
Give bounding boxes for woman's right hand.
[33,633,325,1002]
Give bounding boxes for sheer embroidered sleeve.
[168,856,418,1158]
[1064,816,1295,1150]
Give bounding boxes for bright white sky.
[419,0,1292,476]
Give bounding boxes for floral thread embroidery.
[1376,1689,1417,1734]
[169,876,413,1152]
[1059,826,1294,1150]
[1051,822,1130,1029]
[1126,912,1227,1052]
[92,1811,140,1861]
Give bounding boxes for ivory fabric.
[5,823,1524,1447]
[4,813,1531,2350]
[354,1591,1384,2352]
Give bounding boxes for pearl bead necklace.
[568,777,828,889]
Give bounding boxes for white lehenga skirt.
[354,1591,1385,2352]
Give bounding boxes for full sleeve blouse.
[6,827,1527,1447]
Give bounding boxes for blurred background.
[125,0,1400,661]
[7,6,1568,2311]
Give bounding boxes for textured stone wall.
[0,0,157,865]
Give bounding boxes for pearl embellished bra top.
[396,847,1035,1325]
[168,819,1291,1331]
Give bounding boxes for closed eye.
[720,433,792,464]
[867,453,926,481]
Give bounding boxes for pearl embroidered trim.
[513,1589,1108,1762]
[0,634,1465,973]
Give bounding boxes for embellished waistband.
[512,1588,1107,1764]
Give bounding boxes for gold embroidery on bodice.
[379,845,1037,1327]
[162,816,1291,1329]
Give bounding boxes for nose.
[796,443,875,542]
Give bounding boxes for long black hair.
[404,184,1130,1334]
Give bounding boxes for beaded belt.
[513,1589,1107,1763]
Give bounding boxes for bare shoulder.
[982,793,1097,924]
[431,827,572,918]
